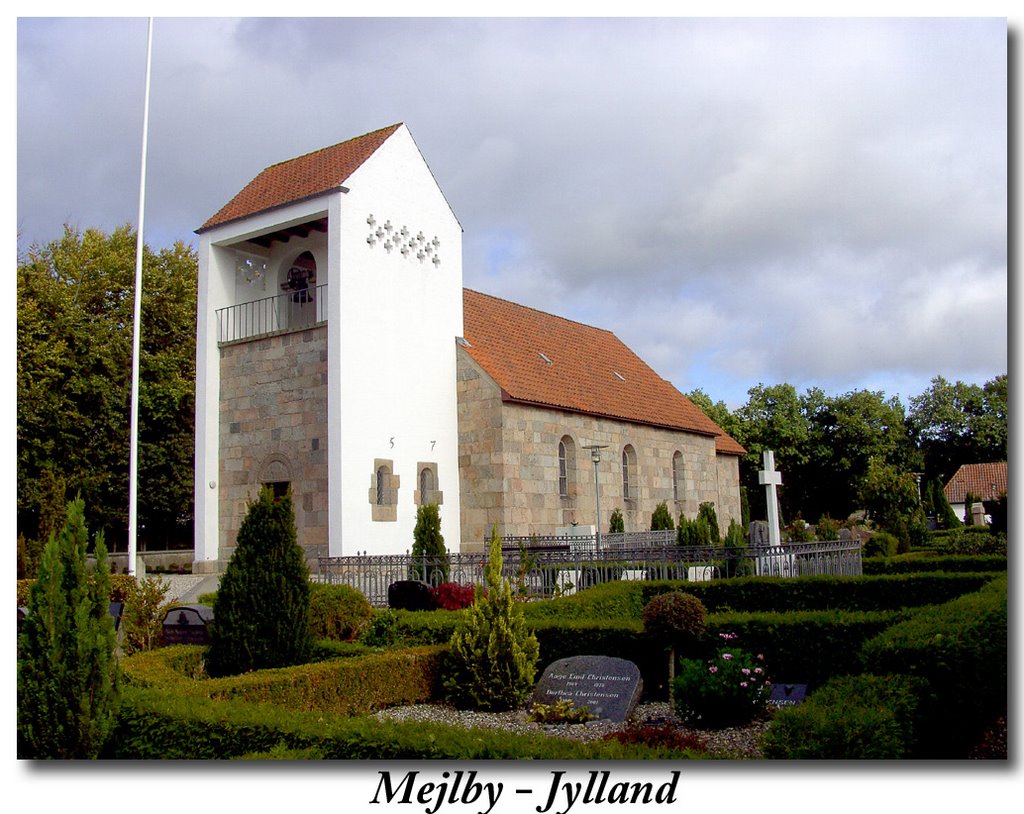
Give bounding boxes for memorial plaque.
[161,604,214,646]
[768,683,808,707]
[531,655,643,722]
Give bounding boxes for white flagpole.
[128,18,153,577]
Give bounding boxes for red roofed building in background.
[943,462,1007,524]
[193,124,745,566]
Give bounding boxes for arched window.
[622,444,638,501]
[558,436,576,498]
[369,459,398,521]
[415,462,443,506]
[282,250,318,327]
[672,451,683,503]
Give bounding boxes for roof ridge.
[261,123,404,172]
[463,288,616,337]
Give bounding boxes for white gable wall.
[332,125,463,555]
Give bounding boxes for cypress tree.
[443,526,539,711]
[17,498,119,758]
[650,501,675,531]
[697,501,721,544]
[206,487,313,677]
[410,503,449,584]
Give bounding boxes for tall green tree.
[411,503,449,583]
[858,459,928,552]
[17,225,197,552]
[206,487,313,677]
[18,498,119,758]
[908,375,1008,483]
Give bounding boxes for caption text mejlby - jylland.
[370,769,681,814]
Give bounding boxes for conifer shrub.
[309,583,373,641]
[442,526,540,711]
[410,503,449,584]
[723,519,752,577]
[697,502,720,543]
[17,498,120,758]
[609,508,625,533]
[205,487,313,677]
[650,501,675,531]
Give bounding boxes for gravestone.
[161,604,214,646]
[768,683,808,707]
[387,580,437,611]
[748,520,769,548]
[531,655,643,722]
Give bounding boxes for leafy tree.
[17,498,119,758]
[908,375,1007,483]
[858,459,928,553]
[443,526,539,711]
[410,503,449,584]
[17,225,197,550]
[686,388,741,440]
[650,501,675,531]
[120,576,171,655]
[206,487,313,677]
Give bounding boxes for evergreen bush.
[609,508,625,533]
[205,487,313,677]
[410,503,449,584]
[309,583,374,641]
[443,526,539,711]
[650,502,675,531]
[697,502,720,543]
[17,498,120,758]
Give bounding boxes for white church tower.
[193,124,463,572]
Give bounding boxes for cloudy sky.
[15,15,1008,410]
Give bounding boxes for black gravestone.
[161,604,214,646]
[768,683,808,707]
[531,655,643,722]
[387,580,437,611]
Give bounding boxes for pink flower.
[754,667,763,674]
[709,666,718,674]
[722,653,733,660]
[741,668,751,675]
[757,654,764,661]
[740,682,748,688]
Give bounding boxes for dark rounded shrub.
[864,532,898,558]
[309,583,373,641]
[642,591,708,644]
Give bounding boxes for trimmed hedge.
[122,644,445,717]
[759,674,932,759]
[107,685,706,760]
[860,576,1007,757]
[862,555,1006,575]
[522,573,999,619]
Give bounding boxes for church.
[192,124,744,573]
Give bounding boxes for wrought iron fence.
[216,284,327,343]
[316,539,862,606]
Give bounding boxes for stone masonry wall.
[219,325,328,566]
[455,348,741,548]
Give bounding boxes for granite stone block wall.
[218,325,328,565]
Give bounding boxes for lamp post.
[583,445,608,552]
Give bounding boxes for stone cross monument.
[758,450,783,547]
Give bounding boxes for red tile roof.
[943,462,1008,503]
[462,289,745,455]
[198,123,403,232]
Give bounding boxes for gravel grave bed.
[372,702,770,758]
